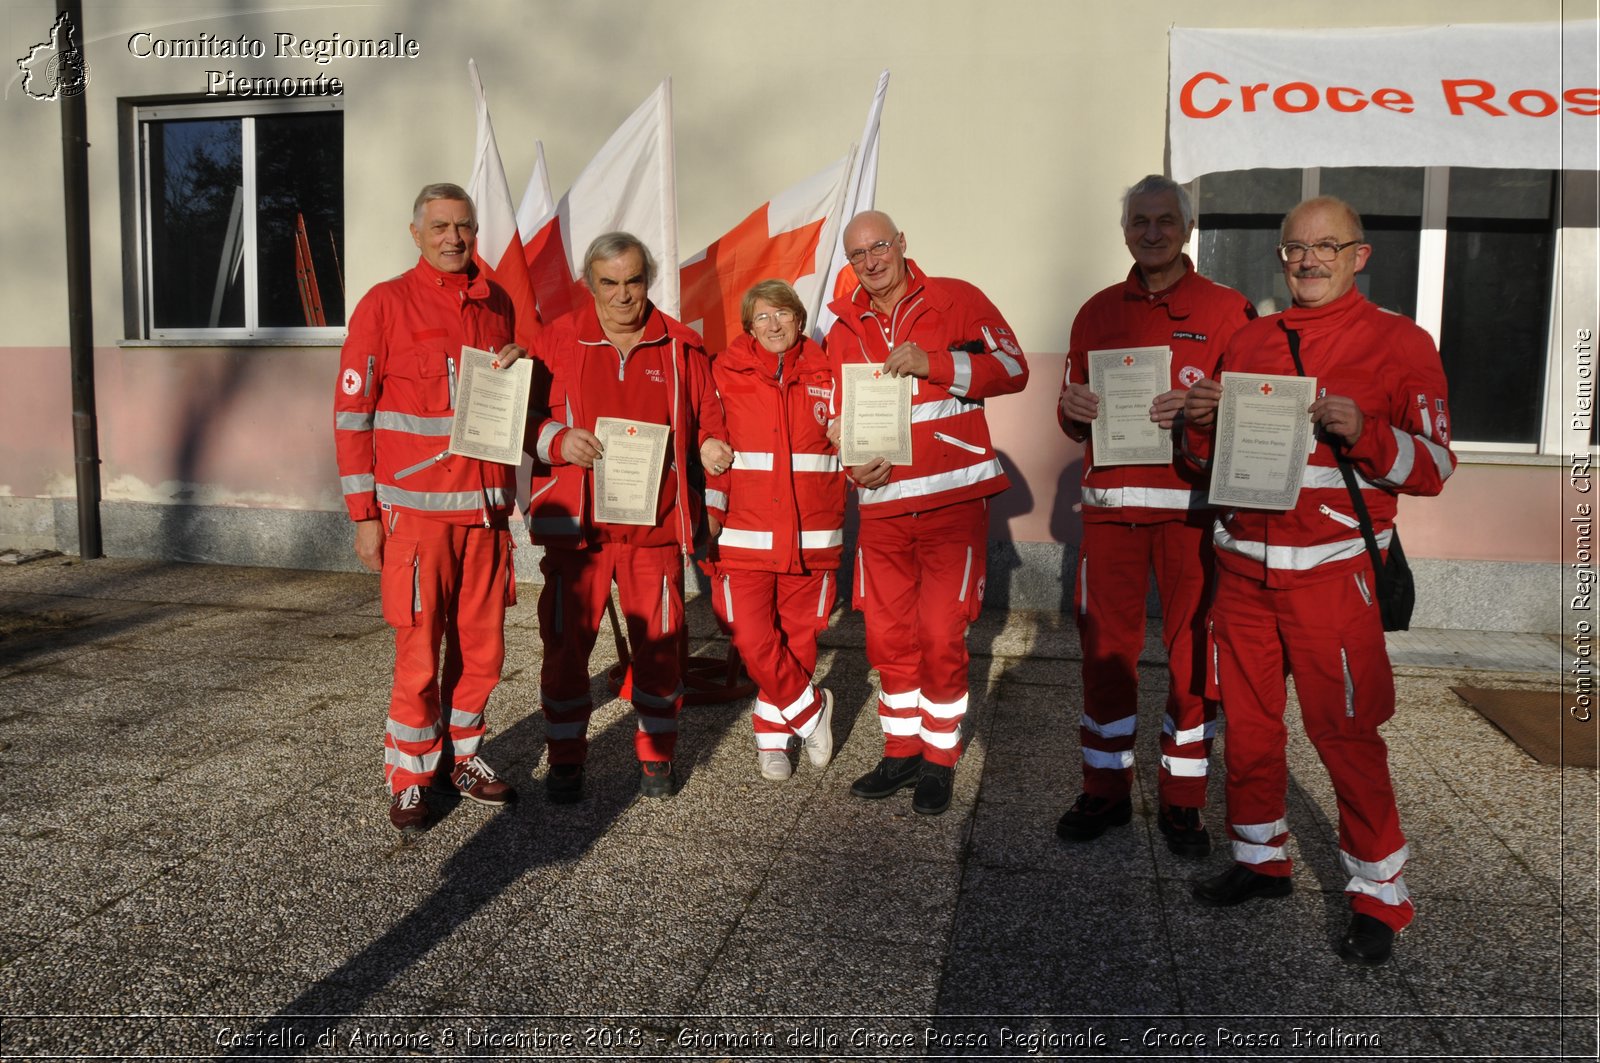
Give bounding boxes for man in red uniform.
[1183,196,1455,965]
[825,210,1029,816]
[526,232,729,802]
[1056,175,1256,855]
[334,183,525,835]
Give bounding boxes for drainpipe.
[61,0,102,558]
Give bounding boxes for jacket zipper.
[933,430,986,456]
[1319,504,1361,529]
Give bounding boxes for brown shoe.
[389,784,431,835]
[447,756,517,806]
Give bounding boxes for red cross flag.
[466,60,541,349]
[516,80,680,319]
[814,69,889,341]
[679,153,852,354]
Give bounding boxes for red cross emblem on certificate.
[1123,355,1136,366]
[626,425,638,436]
[872,369,882,379]
[1259,383,1274,396]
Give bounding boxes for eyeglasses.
[846,238,898,266]
[751,309,796,326]
[1278,240,1361,264]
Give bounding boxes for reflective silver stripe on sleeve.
[912,396,985,424]
[704,488,728,511]
[719,527,773,550]
[336,411,374,431]
[1422,435,1454,481]
[341,474,376,496]
[536,421,565,464]
[1378,425,1416,487]
[799,529,844,549]
[949,350,973,397]
[733,451,775,471]
[791,453,842,473]
[980,325,1025,377]
[375,410,454,435]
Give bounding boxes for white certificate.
[447,346,532,466]
[1208,372,1318,511]
[592,417,669,526]
[840,360,913,466]
[1087,346,1173,466]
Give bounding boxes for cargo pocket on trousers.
[381,541,421,628]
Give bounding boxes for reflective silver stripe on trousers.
[383,745,441,774]
[386,719,440,743]
[1083,748,1133,769]
[1159,754,1208,777]
[1082,713,1136,738]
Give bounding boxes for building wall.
[0,0,1587,632]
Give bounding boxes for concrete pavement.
[0,557,1593,1061]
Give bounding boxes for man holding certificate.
[525,232,729,803]
[1056,175,1256,857]
[333,183,528,835]
[1182,196,1456,965]
[824,210,1028,816]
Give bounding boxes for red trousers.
[1075,519,1216,807]
[854,499,988,768]
[538,543,684,765]
[380,513,515,793]
[1212,566,1413,931]
[713,568,836,749]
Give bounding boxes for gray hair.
[1121,175,1194,229]
[583,231,658,291]
[412,183,475,227]
[740,279,807,334]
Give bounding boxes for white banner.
[1169,22,1599,183]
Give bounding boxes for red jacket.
[706,333,845,573]
[527,301,723,552]
[1184,287,1456,588]
[824,260,1028,519]
[1060,259,1256,524]
[333,258,516,526]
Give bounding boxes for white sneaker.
[801,687,834,767]
[758,749,792,781]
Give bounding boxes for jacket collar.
[412,256,491,301]
[718,332,822,380]
[1281,284,1366,332]
[1120,254,1196,317]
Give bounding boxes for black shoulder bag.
[1283,326,1415,631]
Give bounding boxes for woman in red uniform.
[704,280,847,781]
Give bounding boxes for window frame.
[1194,165,1568,456]
[123,95,345,344]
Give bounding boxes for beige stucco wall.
[0,0,1588,576]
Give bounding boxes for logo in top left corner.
[18,12,92,102]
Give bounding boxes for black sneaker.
[1055,792,1133,841]
[1191,863,1292,907]
[1157,804,1211,857]
[545,763,585,804]
[1337,913,1396,966]
[849,754,923,799]
[911,763,954,816]
[639,760,677,798]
